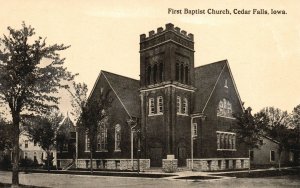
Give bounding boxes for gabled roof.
[101,71,140,118]
[193,60,227,113]
[193,60,243,113]
[58,115,75,132]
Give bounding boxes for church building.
[60,23,249,171]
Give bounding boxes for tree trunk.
[47,151,50,172]
[278,151,282,171]
[248,150,251,173]
[90,150,93,174]
[11,112,20,187]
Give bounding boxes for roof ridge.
[102,71,133,118]
[201,63,226,113]
[101,70,139,82]
[194,59,227,69]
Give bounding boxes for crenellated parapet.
[140,23,194,51]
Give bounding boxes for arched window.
[180,63,184,82]
[149,98,155,115]
[176,62,179,81]
[96,125,107,151]
[157,96,163,114]
[146,66,151,85]
[177,96,181,114]
[85,131,90,152]
[153,64,157,84]
[159,62,163,82]
[217,98,232,117]
[185,66,189,84]
[115,124,121,151]
[183,98,188,114]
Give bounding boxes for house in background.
[250,136,295,167]
[56,115,77,169]
[19,131,57,166]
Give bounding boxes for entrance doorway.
[178,147,187,166]
[149,147,162,167]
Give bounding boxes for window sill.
[148,113,163,117]
[84,150,90,152]
[96,150,108,152]
[217,149,237,151]
[177,113,189,116]
[114,150,121,152]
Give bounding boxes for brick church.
[58,23,249,171]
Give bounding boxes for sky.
[0,0,299,117]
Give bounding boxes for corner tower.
[140,23,196,167]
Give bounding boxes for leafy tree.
[26,110,64,171]
[260,107,293,170]
[292,105,300,147]
[0,118,12,151]
[69,81,111,173]
[0,22,75,186]
[67,82,88,168]
[233,107,268,170]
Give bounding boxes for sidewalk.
[21,165,300,181]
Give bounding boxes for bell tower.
[139,23,196,167]
[140,23,195,87]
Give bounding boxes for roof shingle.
[102,71,140,118]
[193,60,227,113]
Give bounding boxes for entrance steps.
[177,167,189,172]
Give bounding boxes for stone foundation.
[77,159,150,171]
[162,159,178,173]
[57,159,73,169]
[187,158,249,171]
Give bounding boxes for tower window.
[176,96,181,114]
[153,64,157,84]
[25,140,28,148]
[159,62,163,82]
[180,63,184,82]
[183,98,188,114]
[157,96,163,114]
[146,66,151,85]
[149,98,155,115]
[176,62,179,81]
[185,66,189,84]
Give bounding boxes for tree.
[68,81,111,173]
[26,110,64,171]
[292,105,300,147]
[260,107,293,170]
[233,107,268,170]
[67,82,88,168]
[0,22,75,186]
[0,118,12,152]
